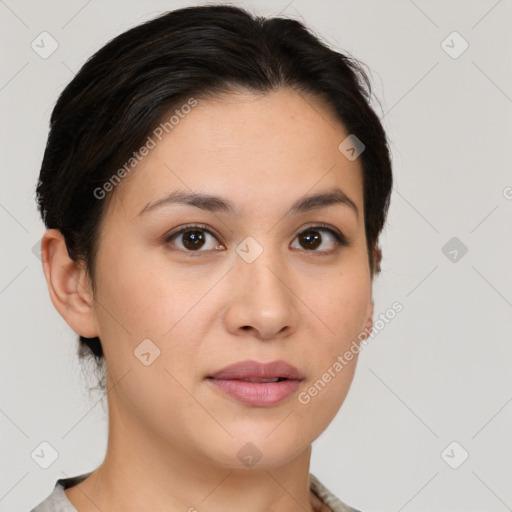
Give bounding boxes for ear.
[373,246,382,275]
[40,229,99,338]
[361,298,374,341]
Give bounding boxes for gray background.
[1,1,511,511]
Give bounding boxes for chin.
[199,430,311,471]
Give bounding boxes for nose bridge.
[235,233,288,298]
[227,233,298,337]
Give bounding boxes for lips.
[207,360,305,406]
[207,359,304,381]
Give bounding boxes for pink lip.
[207,359,304,407]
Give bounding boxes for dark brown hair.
[36,4,393,376]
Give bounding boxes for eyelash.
[164,223,349,255]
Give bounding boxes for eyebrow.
[137,186,359,218]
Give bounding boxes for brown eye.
[298,230,322,250]
[291,225,348,253]
[180,229,206,250]
[165,225,223,252]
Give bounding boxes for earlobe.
[40,229,99,338]
[362,299,374,341]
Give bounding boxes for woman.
[31,4,392,511]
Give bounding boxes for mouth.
[207,359,304,381]
[206,360,304,407]
[220,377,289,382]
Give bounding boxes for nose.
[223,246,299,341]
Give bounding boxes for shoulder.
[309,473,362,512]
[30,472,92,512]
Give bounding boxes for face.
[85,88,373,469]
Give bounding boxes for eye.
[164,224,224,252]
[290,224,348,254]
[164,223,348,254]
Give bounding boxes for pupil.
[301,230,321,250]
[183,230,205,250]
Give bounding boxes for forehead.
[109,88,364,219]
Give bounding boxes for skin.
[41,87,374,512]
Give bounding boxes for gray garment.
[30,472,361,512]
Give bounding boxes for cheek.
[291,352,358,446]
[91,252,199,418]
[287,271,369,429]
[305,269,371,345]
[92,240,176,337]
[91,242,214,383]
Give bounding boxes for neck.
[65,397,318,512]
